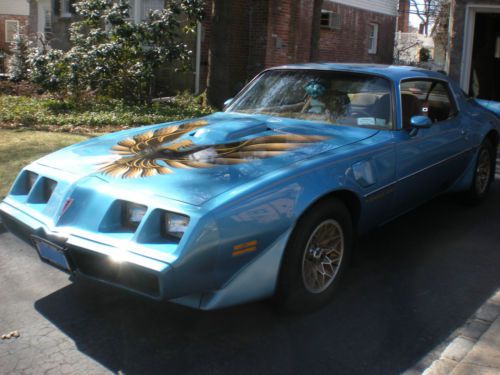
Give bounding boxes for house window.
[141,0,164,19]
[320,10,341,30]
[5,20,20,43]
[121,0,134,21]
[44,9,52,32]
[60,0,72,18]
[368,23,378,54]
[128,0,165,23]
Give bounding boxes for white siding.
[0,0,29,16]
[326,0,398,17]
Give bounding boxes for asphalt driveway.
[1,168,499,375]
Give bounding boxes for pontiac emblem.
[60,198,74,217]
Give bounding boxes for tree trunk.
[310,0,323,61]
[206,0,230,109]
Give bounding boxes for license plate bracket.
[31,235,71,272]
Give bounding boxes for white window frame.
[368,23,379,54]
[5,20,20,43]
[141,0,164,20]
[44,8,52,32]
[460,4,500,94]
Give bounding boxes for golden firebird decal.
[99,120,329,178]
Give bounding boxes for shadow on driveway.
[34,185,500,375]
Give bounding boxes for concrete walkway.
[407,289,500,375]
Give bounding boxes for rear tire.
[275,200,353,312]
[466,139,495,204]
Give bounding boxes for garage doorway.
[469,13,500,100]
[460,5,500,101]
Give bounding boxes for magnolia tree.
[29,0,204,103]
[8,33,30,82]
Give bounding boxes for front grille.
[1,210,161,299]
[69,247,160,298]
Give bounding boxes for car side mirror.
[223,98,234,108]
[410,115,432,128]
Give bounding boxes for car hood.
[36,112,378,206]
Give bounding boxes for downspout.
[394,6,399,63]
[195,21,202,95]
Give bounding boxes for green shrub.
[0,93,214,129]
[419,47,431,63]
[8,33,29,82]
[28,0,205,104]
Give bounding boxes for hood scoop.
[192,118,270,141]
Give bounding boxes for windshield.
[226,70,393,129]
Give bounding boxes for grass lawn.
[0,130,89,198]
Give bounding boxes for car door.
[392,79,471,214]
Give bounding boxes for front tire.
[467,139,495,204]
[275,200,353,312]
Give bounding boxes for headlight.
[163,212,190,239]
[122,203,147,229]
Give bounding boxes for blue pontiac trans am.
[1,64,499,311]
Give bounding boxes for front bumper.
[0,201,168,300]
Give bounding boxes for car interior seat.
[401,93,422,130]
[371,94,391,126]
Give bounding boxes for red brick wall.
[204,0,254,106]
[248,0,271,77]
[295,0,314,62]
[202,0,397,106]
[318,3,396,64]
[265,0,293,67]
[264,0,314,67]
[0,15,29,52]
[203,0,274,106]
[262,1,395,68]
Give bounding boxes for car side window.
[400,80,457,129]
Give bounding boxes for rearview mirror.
[410,115,432,128]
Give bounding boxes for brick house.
[205,0,399,106]
[446,0,500,101]
[28,0,398,105]
[0,0,30,73]
[28,0,74,50]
